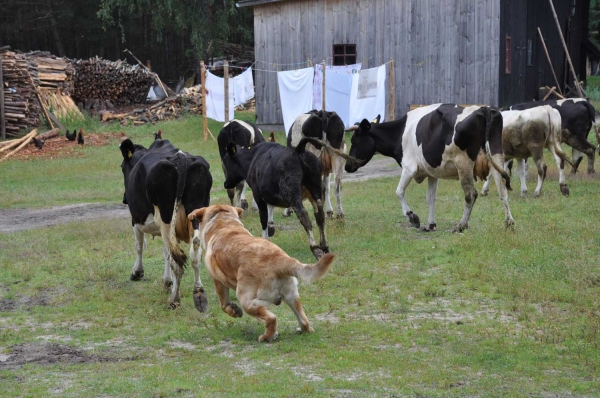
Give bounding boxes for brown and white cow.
[345,104,515,232]
[482,105,572,198]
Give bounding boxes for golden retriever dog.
[188,204,334,342]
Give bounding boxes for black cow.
[345,104,515,232]
[218,119,265,210]
[287,110,346,218]
[119,138,212,311]
[510,98,597,174]
[222,139,329,259]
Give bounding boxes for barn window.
[333,44,357,66]
[527,39,533,66]
[505,36,512,74]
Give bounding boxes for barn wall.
[498,0,590,107]
[252,0,501,125]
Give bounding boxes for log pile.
[1,49,41,136]
[100,94,203,125]
[71,57,154,107]
[27,51,74,94]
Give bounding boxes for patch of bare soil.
[12,131,126,161]
[0,293,50,312]
[0,343,120,368]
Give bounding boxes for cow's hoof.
[163,279,173,290]
[311,247,324,260]
[480,190,489,197]
[267,222,275,237]
[520,190,527,197]
[193,287,209,313]
[169,301,180,310]
[321,245,330,254]
[225,303,243,317]
[420,223,436,232]
[259,331,279,343]
[505,218,516,230]
[534,191,542,198]
[240,199,249,210]
[406,211,420,228]
[130,270,144,281]
[326,211,334,218]
[452,224,468,233]
[336,213,345,221]
[559,183,569,197]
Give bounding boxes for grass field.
[1,112,599,397]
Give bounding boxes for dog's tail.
[294,253,335,283]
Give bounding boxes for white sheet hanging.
[325,71,353,128]
[313,63,361,110]
[348,65,386,125]
[277,67,314,135]
[205,70,234,122]
[232,67,255,106]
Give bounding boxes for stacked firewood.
[28,51,74,94]
[100,94,203,125]
[1,50,41,136]
[71,57,154,106]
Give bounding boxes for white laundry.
[313,63,361,110]
[277,67,314,135]
[205,70,234,122]
[232,67,255,106]
[325,71,354,128]
[349,65,386,125]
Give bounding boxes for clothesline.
[208,59,395,74]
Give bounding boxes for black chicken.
[66,129,76,141]
[32,137,45,150]
[154,129,162,140]
[77,129,84,145]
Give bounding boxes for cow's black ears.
[188,207,207,222]
[120,139,135,160]
[371,115,381,124]
[227,142,237,156]
[359,119,371,132]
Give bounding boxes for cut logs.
[100,94,203,125]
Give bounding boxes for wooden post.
[224,60,230,122]
[389,58,395,121]
[537,27,564,96]
[548,0,584,98]
[28,76,54,130]
[307,58,312,67]
[146,60,152,72]
[0,55,5,140]
[321,60,326,111]
[200,60,208,141]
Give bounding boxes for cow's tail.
[295,137,361,164]
[546,109,573,168]
[482,107,512,191]
[169,151,188,267]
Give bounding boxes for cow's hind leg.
[130,225,146,281]
[396,167,420,228]
[489,154,515,228]
[333,152,345,219]
[516,159,528,197]
[323,173,334,218]
[454,163,478,233]
[292,199,323,259]
[531,149,547,198]
[307,194,328,254]
[189,225,208,312]
[571,148,584,174]
[548,145,569,196]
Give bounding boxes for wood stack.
[71,56,154,107]
[27,51,74,94]
[1,50,41,136]
[100,94,202,125]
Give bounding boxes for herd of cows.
[118,98,598,341]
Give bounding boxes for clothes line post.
[0,56,6,140]
[224,60,230,123]
[321,60,326,111]
[200,60,208,141]
[389,58,395,121]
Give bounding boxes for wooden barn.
[236,0,593,128]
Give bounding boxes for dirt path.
[0,158,401,233]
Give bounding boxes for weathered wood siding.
[253,0,501,125]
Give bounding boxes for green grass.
[1,114,599,396]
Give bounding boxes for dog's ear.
[234,207,244,219]
[188,207,207,221]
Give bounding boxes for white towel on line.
[277,67,315,135]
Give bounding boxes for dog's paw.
[225,303,243,318]
[296,326,314,334]
[258,331,279,343]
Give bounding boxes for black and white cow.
[345,104,515,232]
[481,105,572,197]
[510,98,597,174]
[119,138,212,311]
[218,119,265,210]
[287,110,346,219]
[222,139,330,259]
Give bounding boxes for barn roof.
[236,0,288,7]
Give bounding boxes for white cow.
[482,105,571,197]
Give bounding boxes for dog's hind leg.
[238,292,278,342]
[214,280,242,318]
[281,277,313,334]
